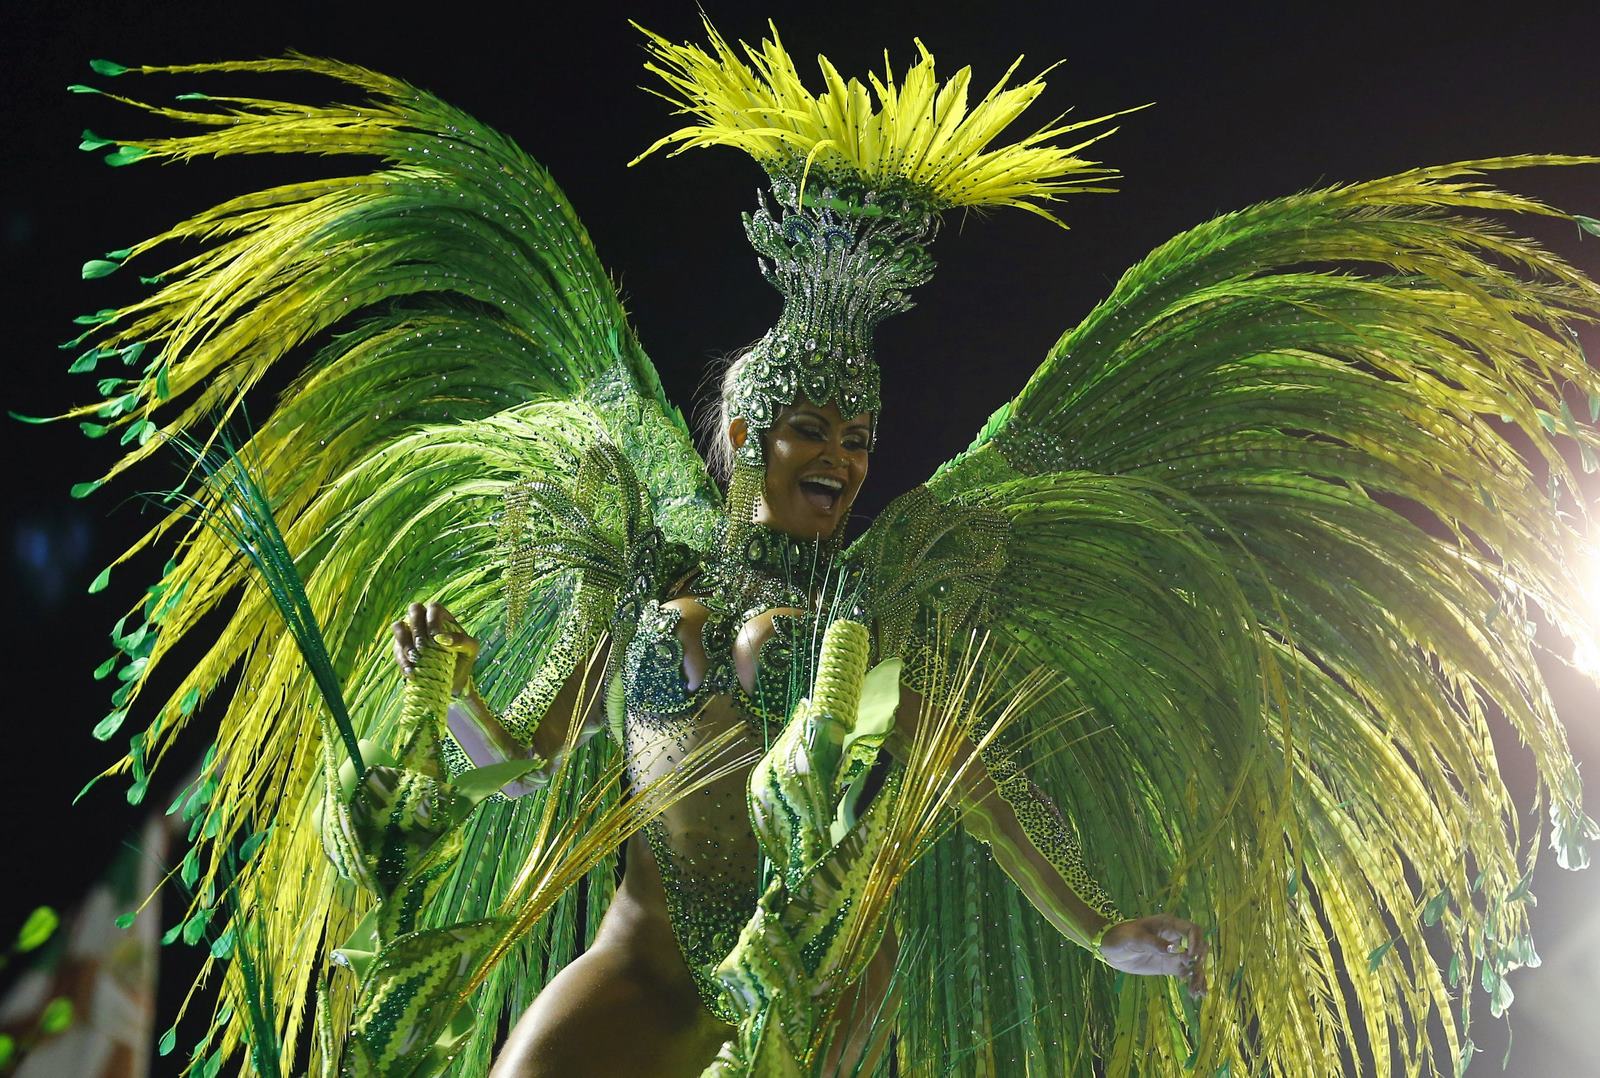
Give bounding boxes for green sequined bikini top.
[621,524,835,731]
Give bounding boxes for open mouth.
[798,475,844,513]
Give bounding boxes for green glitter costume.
[51,20,1600,1078]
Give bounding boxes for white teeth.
[803,475,844,491]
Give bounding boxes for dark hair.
[696,345,757,484]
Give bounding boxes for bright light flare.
[1572,553,1600,677]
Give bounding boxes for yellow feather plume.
[632,18,1137,224]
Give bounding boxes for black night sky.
[3,2,1599,1074]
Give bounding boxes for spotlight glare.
[1574,555,1600,677]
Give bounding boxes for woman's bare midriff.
[491,704,900,1075]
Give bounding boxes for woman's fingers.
[1151,916,1205,954]
[1171,921,1206,996]
[423,601,473,649]
[1152,918,1188,951]
[1147,916,1208,988]
[390,601,477,695]
[391,620,416,676]
[425,601,461,634]
[395,601,457,671]
[1101,915,1208,991]
[1189,923,1209,996]
[401,602,468,647]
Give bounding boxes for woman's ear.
[728,416,748,451]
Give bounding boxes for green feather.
[866,158,1600,1076]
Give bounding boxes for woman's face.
[732,400,870,541]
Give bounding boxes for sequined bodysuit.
[619,524,829,1019]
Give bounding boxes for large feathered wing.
[58,58,719,1076]
[853,159,1600,1077]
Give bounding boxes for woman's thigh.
[490,939,729,1078]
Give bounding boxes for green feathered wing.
[60,57,718,1076]
[853,159,1600,1077]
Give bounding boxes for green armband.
[1089,919,1116,964]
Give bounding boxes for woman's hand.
[391,601,478,696]
[1098,913,1208,997]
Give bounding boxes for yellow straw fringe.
[632,18,1138,224]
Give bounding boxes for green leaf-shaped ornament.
[92,709,128,741]
[39,997,73,1034]
[16,907,59,952]
[1366,937,1395,972]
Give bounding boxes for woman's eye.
[794,425,824,440]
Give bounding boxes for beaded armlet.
[1089,919,1116,965]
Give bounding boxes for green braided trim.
[748,619,872,885]
[397,642,453,774]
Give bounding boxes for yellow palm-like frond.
[632,18,1133,223]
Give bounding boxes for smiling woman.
[742,401,871,539]
[28,11,1600,1078]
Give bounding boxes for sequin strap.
[499,579,610,746]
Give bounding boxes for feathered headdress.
[633,19,1134,498]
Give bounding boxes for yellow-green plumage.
[633,19,1131,222]
[55,27,1600,1078]
[63,55,719,1076]
[882,156,1600,1075]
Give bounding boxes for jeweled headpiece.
[633,19,1131,511]
[729,176,937,463]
